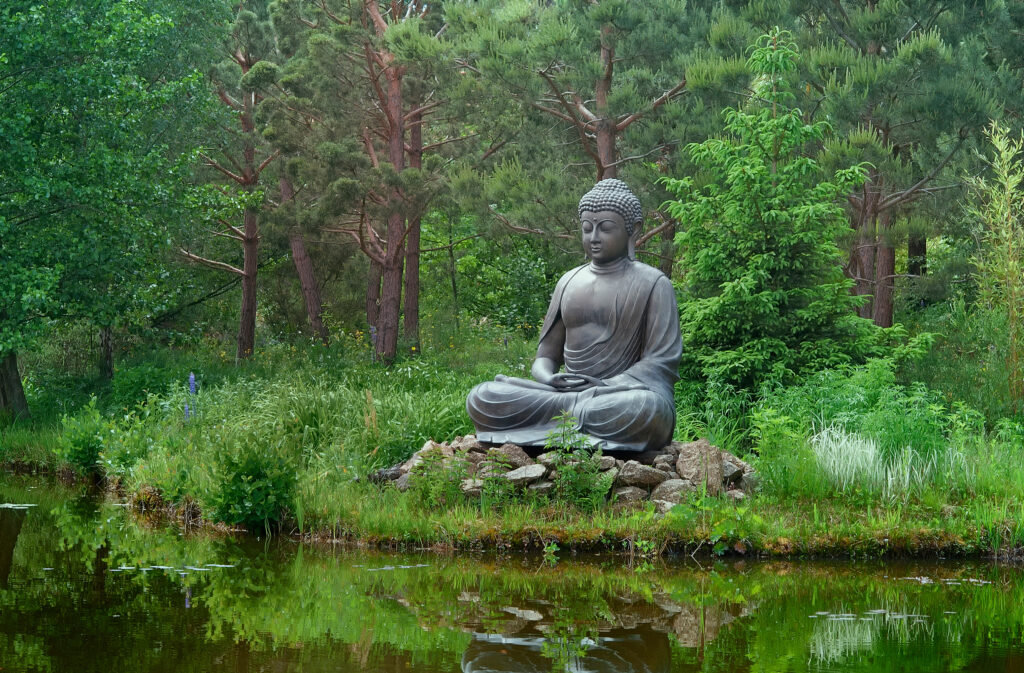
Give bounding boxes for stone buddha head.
[578,179,643,262]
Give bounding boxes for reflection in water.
[463,628,670,673]
[2,472,1024,673]
[0,507,25,586]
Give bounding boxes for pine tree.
[180,1,282,360]
[663,29,881,390]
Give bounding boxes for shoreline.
[5,461,1021,562]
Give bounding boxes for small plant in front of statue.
[545,412,613,511]
[479,452,518,511]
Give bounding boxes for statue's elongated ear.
[628,226,638,261]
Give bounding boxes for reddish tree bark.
[281,177,329,344]
[366,260,382,329]
[237,205,259,360]
[872,212,895,328]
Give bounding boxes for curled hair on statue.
[578,179,643,236]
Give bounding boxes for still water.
[2,472,1023,673]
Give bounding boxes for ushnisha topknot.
[578,178,643,236]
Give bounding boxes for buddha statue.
[466,179,681,452]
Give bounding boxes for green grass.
[7,327,1024,557]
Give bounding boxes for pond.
[2,472,1023,672]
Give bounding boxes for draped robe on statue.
[466,260,681,452]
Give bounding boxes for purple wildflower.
[188,372,196,395]
[184,401,191,421]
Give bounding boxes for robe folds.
[466,261,682,452]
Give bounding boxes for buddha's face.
[581,210,629,263]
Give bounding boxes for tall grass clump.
[753,358,975,501]
[63,335,527,529]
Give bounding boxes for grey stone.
[652,499,677,515]
[616,460,669,487]
[726,489,746,501]
[400,440,453,474]
[675,438,723,496]
[369,465,402,483]
[653,454,675,468]
[488,443,534,468]
[505,463,546,486]
[528,480,554,495]
[597,455,617,471]
[612,486,648,503]
[463,450,488,466]
[395,472,412,492]
[650,479,695,504]
[722,451,751,474]
[740,470,759,495]
[450,434,485,452]
[722,460,743,485]
[656,463,674,473]
[461,478,483,497]
[537,451,559,468]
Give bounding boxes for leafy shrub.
[545,414,613,511]
[107,362,187,412]
[662,29,880,391]
[207,433,297,531]
[56,398,112,473]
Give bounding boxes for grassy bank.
[2,331,1023,558]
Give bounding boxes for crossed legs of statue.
[466,376,674,453]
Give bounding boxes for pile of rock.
[371,435,758,512]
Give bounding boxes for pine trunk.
[0,351,29,420]
[289,231,329,344]
[376,65,406,363]
[594,27,616,180]
[280,177,328,344]
[99,326,113,380]
[378,241,404,362]
[854,221,876,319]
[366,260,382,329]
[872,230,896,327]
[236,206,259,361]
[403,216,420,352]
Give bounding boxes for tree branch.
[615,76,687,131]
[179,248,244,276]
[200,152,247,184]
[879,134,966,210]
[489,205,574,240]
[255,149,281,178]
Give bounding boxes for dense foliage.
[2,3,1024,537]
[663,30,880,390]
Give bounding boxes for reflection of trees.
[0,507,25,586]
[6,473,1024,673]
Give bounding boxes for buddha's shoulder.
[627,261,670,284]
